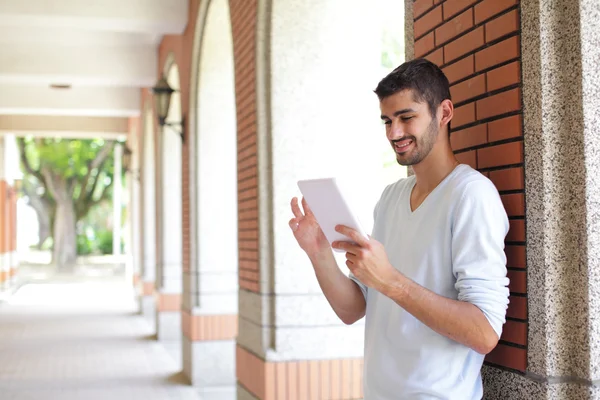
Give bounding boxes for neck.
[411,142,459,193]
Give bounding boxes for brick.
[477,141,523,168]
[486,344,527,371]
[415,5,443,39]
[501,193,525,216]
[451,124,487,150]
[456,150,477,169]
[414,0,434,19]
[507,295,527,319]
[444,26,484,63]
[507,270,526,293]
[415,32,435,58]
[487,61,521,92]
[475,0,518,24]
[485,10,519,43]
[424,48,444,66]
[501,320,527,346]
[476,88,521,120]
[443,0,479,20]
[506,245,526,269]
[450,74,486,104]
[442,55,474,83]
[489,166,524,191]
[453,102,476,128]
[435,8,474,46]
[488,114,523,142]
[475,36,520,72]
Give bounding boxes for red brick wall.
[230,0,260,293]
[413,0,526,372]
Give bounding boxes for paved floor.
[0,280,199,400]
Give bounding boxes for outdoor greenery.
[17,137,122,269]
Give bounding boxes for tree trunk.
[53,198,77,272]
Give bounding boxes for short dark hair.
[374,58,451,118]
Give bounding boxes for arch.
[184,0,238,391]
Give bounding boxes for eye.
[401,116,414,121]
[382,120,391,125]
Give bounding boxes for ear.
[439,99,454,128]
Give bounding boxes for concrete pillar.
[141,106,157,321]
[481,0,600,398]
[234,1,388,398]
[0,136,9,299]
[0,135,18,300]
[155,63,183,345]
[182,0,237,398]
[112,143,123,257]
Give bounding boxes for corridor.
[0,280,199,400]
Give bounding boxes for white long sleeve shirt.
[350,164,510,399]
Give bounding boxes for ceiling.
[0,0,188,137]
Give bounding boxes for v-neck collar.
[406,164,464,215]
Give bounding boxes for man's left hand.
[331,225,398,292]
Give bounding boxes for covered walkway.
[0,278,199,400]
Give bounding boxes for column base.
[141,295,156,324]
[156,310,181,341]
[482,365,600,399]
[237,384,259,400]
[182,335,236,398]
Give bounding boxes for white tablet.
[297,177,369,251]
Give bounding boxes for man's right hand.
[289,197,330,257]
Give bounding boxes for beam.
[0,115,129,137]
[0,43,157,87]
[0,84,141,117]
[0,0,188,35]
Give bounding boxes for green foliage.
[76,234,93,255]
[95,229,124,255]
[381,27,405,69]
[20,138,117,210]
[18,137,123,257]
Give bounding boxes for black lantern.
[151,76,184,142]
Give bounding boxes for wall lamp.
[151,76,185,142]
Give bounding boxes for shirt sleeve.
[452,179,510,339]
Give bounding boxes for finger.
[332,240,359,256]
[288,218,300,232]
[291,197,304,219]
[335,225,370,248]
[301,197,315,217]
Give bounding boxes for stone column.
[141,107,157,320]
[155,123,183,342]
[182,0,237,397]
[235,1,390,398]
[112,143,123,257]
[0,136,9,299]
[482,0,600,398]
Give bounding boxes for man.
[289,59,510,399]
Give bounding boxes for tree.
[17,138,117,271]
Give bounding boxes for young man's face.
[379,89,440,166]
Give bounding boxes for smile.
[394,139,413,153]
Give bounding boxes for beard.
[393,118,439,166]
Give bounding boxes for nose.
[387,119,404,141]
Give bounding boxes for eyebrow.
[380,108,417,120]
